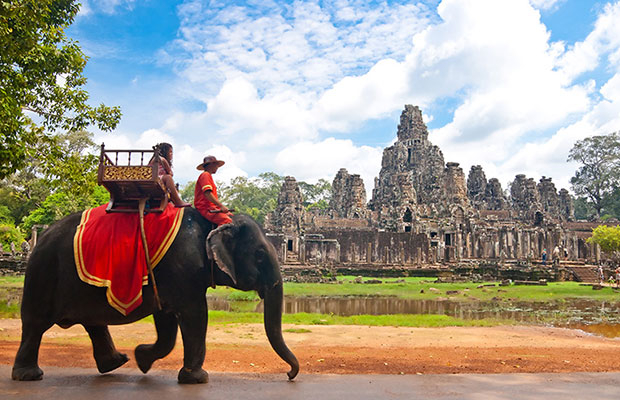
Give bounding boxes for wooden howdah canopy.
[97,143,169,213]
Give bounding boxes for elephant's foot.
[135,344,157,374]
[12,365,43,381]
[177,367,208,384]
[95,351,129,374]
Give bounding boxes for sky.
[68,0,620,197]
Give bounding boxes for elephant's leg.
[135,311,178,373]
[83,325,129,373]
[176,297,208,384]
[12,320,53,381]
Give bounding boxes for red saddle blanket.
[73,203,185,315]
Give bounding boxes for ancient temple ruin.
[265,105,601,275]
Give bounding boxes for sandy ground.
[1,319,619,375]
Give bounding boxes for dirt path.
[1,319,619,375]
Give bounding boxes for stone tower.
[467,165,487,208]
[537,177,561,221]
[511,174,542,221]
[445,162,468,206]
[371,105,474,229]
[265,176,305,234]
[330,168,369,218]
[485,178,507,210]
[559,188,575,221]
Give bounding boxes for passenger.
[152,143,191,208]
[194,155,233,226]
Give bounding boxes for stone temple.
[263,105,601,279]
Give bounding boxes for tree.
[568,132,620,218]
[298,179,332,209]
[0,204,14,225]
[573,197,597,221]
[0,1,121,178]
[218,173,284,224]
[0,224,24,250]
[179,181,195,204]
[588,225,620,262]
[20,185,108,233]
[0,129,106,226]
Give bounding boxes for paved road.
[1,366,619,400]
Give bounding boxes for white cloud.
[557,2,620,82]
[274,138,383,192]
[93,129,248,186]
[92,0,620,196]
[529,0,564,11]
[80,0,136,15]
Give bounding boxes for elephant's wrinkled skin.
[12,209,298,383]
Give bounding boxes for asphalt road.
[1,366,619,400]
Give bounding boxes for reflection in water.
[206,296,620,337]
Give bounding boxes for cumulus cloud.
[93,129,248,185]
[529,0,564,10]
[96,0,620,194]
[557,2,620,81]
[274,138,383,191]
[80,0,136,15]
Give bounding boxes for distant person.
[194,155,233,226]
[598,265,605,284]
[151,143,191,208]
[615,266,620,289]
[553,246,560,266]
[541,248,547,266]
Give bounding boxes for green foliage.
[601,187,620,220]
[0,223,24,249]
[298,179,332,208]
[573,197,596,220]
[306,198,329,211]
[218,173,284,224]
[1,130,109,232]
[0,205,14,225]
[568,132,620,217]
[179,180,195,204]
[20,191,71,231]
[19,184,108,232]
[0,0,121,178]
[588,225,620,260]
[217,172,334,223]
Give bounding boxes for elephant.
[12,208,299,383]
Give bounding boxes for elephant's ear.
[206,223,237,285]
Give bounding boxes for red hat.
[196,155,225,170]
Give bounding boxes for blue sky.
[69,0,620,196]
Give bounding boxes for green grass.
[0,300,20,318]
[280,277,620,302]
[0,276,24,288]
[4,275,618,303]
[2,274,618,326]
[206,310,504,328]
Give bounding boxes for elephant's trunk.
[263,281,299,380]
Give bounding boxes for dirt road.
[1,319,619,375]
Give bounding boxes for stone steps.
[564,265,598,283]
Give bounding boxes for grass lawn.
[208,276,620,303]
[2,275,618,326]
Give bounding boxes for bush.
[0,224,24,251]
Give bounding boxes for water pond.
[207,295,620,338]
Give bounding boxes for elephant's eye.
[255,248,267,263]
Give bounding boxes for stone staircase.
[564,264,598,283]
